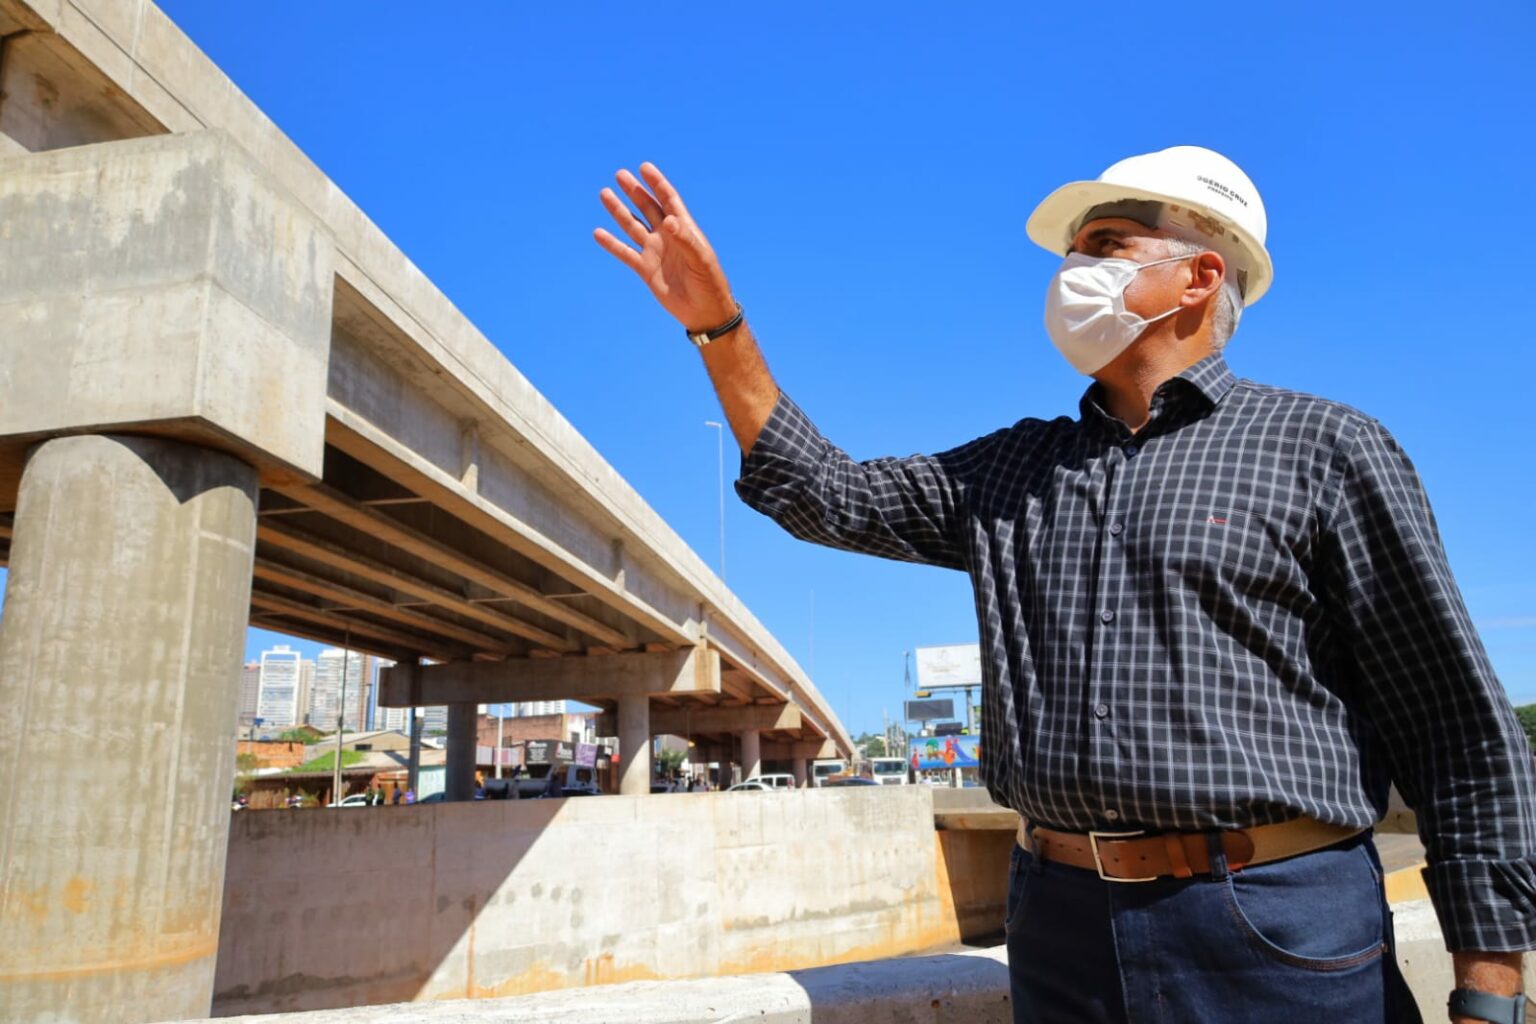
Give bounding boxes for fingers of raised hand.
[616,168,666,229]
[600,187,652,247]
[639,162,690,219]
[592,227,646,274]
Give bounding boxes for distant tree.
[278,726,323,743]
[864,737,887,758]
[1514,704,1536,751]
[232,752,261,798]
[656,748,687,778]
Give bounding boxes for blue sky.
[3,2,1533,735]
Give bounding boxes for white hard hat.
[1027,146,1273,305]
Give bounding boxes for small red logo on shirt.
[1206,515,1228,525]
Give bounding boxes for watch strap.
[1449,988,1526,1024]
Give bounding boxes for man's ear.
[1185,251,1226,307]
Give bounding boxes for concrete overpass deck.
[0,2,849,1021]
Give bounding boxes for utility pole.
[331,641,350,805]
[494,703,505,779]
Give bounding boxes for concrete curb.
[164,947,1013,1024]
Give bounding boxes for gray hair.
[1160,236,1243,349]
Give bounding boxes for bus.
[810,759,846,788]
[869,757,909,786]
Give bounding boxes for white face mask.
[1043,252,1190,375]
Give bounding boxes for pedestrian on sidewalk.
[595,148,1536,1024]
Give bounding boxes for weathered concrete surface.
[165,947,1014,1024]
[0,131,335,480]
[380,648,722,706]
[209,787,971,1017]
[0,0,854,757]
[0,435,258,1024]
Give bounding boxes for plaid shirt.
[736,353,1536,952]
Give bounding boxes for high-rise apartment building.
[237,661,261,729]
[255,646,304,729]
[421,705,449,735]
[367,659,403,731]
[309,649,376,731]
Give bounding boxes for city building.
[421,704,448,735]
[255,645,305,729]
[237,661,260,730]
[309,648,376,732]
[297,659,315,726]
[365,658,398,730]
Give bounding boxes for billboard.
[915,644,982,688]
[904,697,955,722]
[910,735,980,771]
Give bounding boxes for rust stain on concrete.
[61,876,92,914]
[0,938,217,982]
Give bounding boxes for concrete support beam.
[618,694,651,797]
[379,647,720,707]
[597,702,801,738]
[762,738,840,761]
[740,730,762,781]
[0,132,335,481]
[793,758,809,789]
[0,434,258,1024]
[446,704,479,803]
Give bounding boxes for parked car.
[825,776,880,788]
[727,780,772,792]
[756,773,797,790]
[326,793,371,808]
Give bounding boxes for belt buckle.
[1088,829,1155,883]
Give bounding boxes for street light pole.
[495,703,505,780]
[332,642,350,805]
[705,421,726,582]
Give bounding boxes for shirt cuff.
[1423,856,1536,952]
[734,392,826,510]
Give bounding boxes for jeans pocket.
[1220,840,1387,972]
[1004,845,1034,935]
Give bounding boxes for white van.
[869,757,909,786]
[810,759,847,788]
[756,773,797,790]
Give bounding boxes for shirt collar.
[1078,353,1238,433]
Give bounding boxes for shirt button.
[1108,522,1124,537]
[1104,809,1121,822]
[1093,703,1109,719]
[1122,444,1138,458]
[1099,609,1116,624]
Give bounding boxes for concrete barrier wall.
[212,787,975,1016]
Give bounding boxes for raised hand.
[594,163,738,334]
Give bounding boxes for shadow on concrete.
[211,798,559,1016]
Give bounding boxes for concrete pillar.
[792,757,809,788]
[0,435,257,1024]
[618,694,651,796]
[740,729,762,780]
[446,703,479,802]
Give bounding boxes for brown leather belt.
[1017,817,1365,882]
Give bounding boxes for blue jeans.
[1005,829,1423,1023]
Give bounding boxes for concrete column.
[446,702,479,802]
[618,694,651,796]
[740,729,762,780]
[0,435,257,1024]
[792,757,809,789]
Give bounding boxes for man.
[594,146,1536,1023]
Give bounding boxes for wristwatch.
[1448,988,1526,1024]
[686,305,744,348]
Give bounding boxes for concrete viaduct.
[0,2,852,1022]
